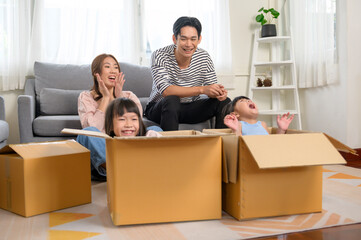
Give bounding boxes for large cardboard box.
[203,128,354,220]
[62,129,222,225]
[0,140,91,217]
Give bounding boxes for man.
[144,16,230,131]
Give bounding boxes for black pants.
[144,96,231,131]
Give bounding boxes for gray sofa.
[0,96,9,148]
[18,61,212,143]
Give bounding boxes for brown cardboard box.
[0,140,91,217]
[62,129,222,225]
[203,128,353,220]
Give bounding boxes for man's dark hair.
[173,16,202,39]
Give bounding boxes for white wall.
[227,0,269,100]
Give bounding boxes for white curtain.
[0,0,233,90]
[142,0,233,75]
[290,0,338,88]
[33,0,138,65]
[0,0,33,91]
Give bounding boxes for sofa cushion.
[40,88,83,115]
[33,115,82,137]
[34,61,93,104]
[119,62,153,98]
[0,120,9,142]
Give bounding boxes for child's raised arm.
[276,112,294,134]
[224,114,242,135]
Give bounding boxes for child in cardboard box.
[223,96,294,136]
[77,98,161,181]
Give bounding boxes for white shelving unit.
[249,30,302,129]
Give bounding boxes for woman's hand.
[114,72,125,98]
[95,73,111,98]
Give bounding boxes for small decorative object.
[263,78,272,87]
[257,78,263,87]
[255,7,280,38]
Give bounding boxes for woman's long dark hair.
[104,98,146,137]
[91,53,120,101]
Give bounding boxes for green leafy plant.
[256,7,280,25]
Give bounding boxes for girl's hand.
[277,112,294,132]
[95,73,110,98]
[224,114,239,132]
[114,72,125,98]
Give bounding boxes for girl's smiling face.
[112,111,140,137]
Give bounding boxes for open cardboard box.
[0,140,91,217]
[62,128,222,226]
[203,128,354,220]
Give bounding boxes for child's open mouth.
[249,103,256,109]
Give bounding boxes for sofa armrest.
[0,96,5,121]
[18,95,36,143]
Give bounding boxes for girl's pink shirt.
[78,90,143,133]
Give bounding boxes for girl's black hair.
[104,98,146,137]
[222,96,250,118]
[173,16,202,39]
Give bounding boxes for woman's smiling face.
[99,57,120,89]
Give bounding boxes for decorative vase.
[261,24,277,38]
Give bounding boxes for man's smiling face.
[173,26,202,59]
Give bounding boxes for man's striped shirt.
[148,44,217,104]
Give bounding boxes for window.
[0,0,232,90]
[290,0,338,88]
[42,0,138,64]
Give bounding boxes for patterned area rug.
[1,165,361,240]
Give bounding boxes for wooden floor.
[257,149,361,240]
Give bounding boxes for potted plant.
[255,7,280,37]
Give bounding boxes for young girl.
[77,98,161,181]
[223,96,294,136]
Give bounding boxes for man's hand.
[277,112,294,134]
[203,84,225,98]
[114,72,125,98]
[216,89,228,101]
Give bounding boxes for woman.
[78,53,143,133]
[77,54,161,180]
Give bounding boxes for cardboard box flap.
[202,129,238,183]
[62,128,111,139]
[7,140,89,159]
[0,145,16,154]
[242,133,346,169]
[159,130,205,136]
[323,133,357,155]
